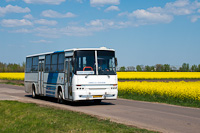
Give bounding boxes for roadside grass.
[0,101,154,133]
[118,91,200,108]
[0,82,24,86]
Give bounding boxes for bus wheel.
[32,87,37,98]
[58,90,64,104]
[94,99,102,104]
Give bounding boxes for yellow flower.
[0,73,24,80]
[117,72,200,80]
[118,81,200,101]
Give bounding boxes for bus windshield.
[74,50,96,75]
[74,50,116,75]
[97,51,116,75]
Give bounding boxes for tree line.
[0,62,200,72]
[118,63,200,72]
[0,62,25,72]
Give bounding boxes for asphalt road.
[1,84,200,133]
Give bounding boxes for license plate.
[93,95,102,98]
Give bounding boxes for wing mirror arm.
[115,57,118,67]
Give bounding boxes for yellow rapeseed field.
[0,73,24,80]
[117,72,200,80]
[118,81,200,101]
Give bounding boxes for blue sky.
[0,0,200,67]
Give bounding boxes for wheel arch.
[32,82,37,94]
[57,85,64,99]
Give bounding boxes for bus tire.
[58,90,64,104]
[32,85,37,98]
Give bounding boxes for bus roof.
[26,47,115,57]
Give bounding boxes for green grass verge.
[118,91,200,108]
[0,82,24,86]
[0,101,154,133]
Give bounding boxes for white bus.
[24,47,118,104]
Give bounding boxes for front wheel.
[58,91,64,104]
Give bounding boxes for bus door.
[65,57,73,100]
[38,60,44,95]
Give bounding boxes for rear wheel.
[32,87,37,98]
[58,90,64,104]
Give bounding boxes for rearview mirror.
[115,57,118,66]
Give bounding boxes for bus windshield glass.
[74,50,96,75]
[97,51,116,75]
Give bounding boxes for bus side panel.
[43,73,65,98]
[25,73,38,82]
[24,82,32,93]
[24,73,38,93]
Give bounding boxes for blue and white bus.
[24,47,118,103]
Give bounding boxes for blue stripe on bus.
[47,72,59,84]
[46,88,56,91]
[46,91,55,94]
[54,50,64,53]
[46,72,59,97]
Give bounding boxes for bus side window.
[32,57,38,72]
[26,57,32,72]
[45,55,51,72]
[51,54,58,72]
[58,53,64,72]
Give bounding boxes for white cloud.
[118,0,200,26]
[86,19,116,29]
[118,12,129,17]
[24,14,34,19]
[23,0,65,5]
[86,19,130,29]
[30,40,52,43]
[0,5,30,17]
[86,19,103,26]
[104,6,119,12]
[11,28,33,33]
[8,18,132,38]
[34,19,57,26]
[1,19,33,27]
[148,0,200,16]
[129,9,173,24]
[166,0,190,7]
[90,0,120,7]
[191,15,200,22]
[41,10,76,18]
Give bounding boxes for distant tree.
[163,64,171,72]
[119,66,126,72]
[126,66,135,71]
[136,65,142,71]
[155,64,163,72]
[198,64,200,72]
[180,63,190,72]
[144,65,151,72]
[150,66,155,72]
[191,64,198,72]
[0,62,25,72]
